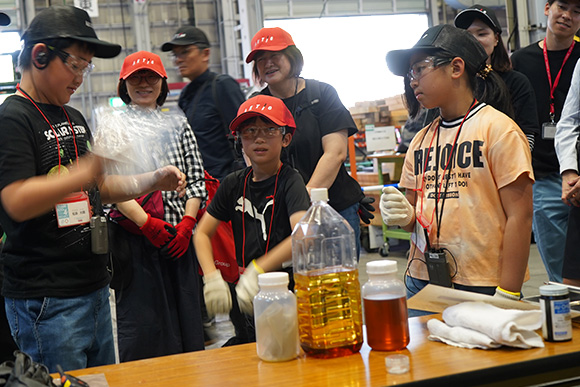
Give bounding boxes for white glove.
[380,186,414,227]
[203,270,232,317]
[493,286,521,301]
[235,260,264,315]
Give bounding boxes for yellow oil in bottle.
[294,267,363,358]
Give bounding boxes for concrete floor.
[206,241,548,349]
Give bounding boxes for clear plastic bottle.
[254,272,299,362]
[291,188,363,358]
[362,260,409,351]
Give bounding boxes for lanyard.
[16,85,80,175]
[240,164,282,270]
[543,38,575,122]
[417,100,477,244]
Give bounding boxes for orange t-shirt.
[399,103,534,286]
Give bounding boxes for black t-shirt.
[262,80,364,211]
[178,70,245,181]
[511,42,580,177]
[499,69,539,137]
[207,164,310,268]
[0,95,109,298]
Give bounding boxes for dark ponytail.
[475,65,515,119]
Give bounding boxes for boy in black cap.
[0,5,186,372]
[162,26,245,181]
[382,25,533,307]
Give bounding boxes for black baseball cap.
[454,5,502,33]
[161,26,210,52]
[0,12,10,26]
[386,24,488,77]
[22,5,121,58]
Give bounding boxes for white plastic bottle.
[292,188,363,358]
[362,260,409,351]
[254,272,299,362]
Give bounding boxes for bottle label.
[540,297,572,341]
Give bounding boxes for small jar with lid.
[539,284,572,342]
[362,260,410,351]
[254,272,299,362]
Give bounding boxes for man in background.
[511,0,580,283]
[162,26,245,181]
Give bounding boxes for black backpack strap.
[295,79,321,117]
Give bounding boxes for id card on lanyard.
[542,38,575,139]
[55,192,91,228]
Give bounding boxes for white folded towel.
[427,301,544,349]
[427,319,501,349]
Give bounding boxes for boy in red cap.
[194,95,310,346]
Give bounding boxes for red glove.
[165,215,197,259]
[140,214,176,248]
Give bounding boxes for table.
[67,316,580,387]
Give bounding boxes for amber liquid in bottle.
[294,267,363,358]
[364,295,409,351]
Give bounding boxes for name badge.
[542,122,557,139]
[410,212,431,253]
[55,192,91,228]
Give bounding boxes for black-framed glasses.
[407,56,452,81]
[126,73,162,86]
[239,126,285,140]
[47,45,94,77]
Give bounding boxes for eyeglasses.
[47,45,94,77]
[126,73,162,86]
[407,56,452,81]
[239,126,285,140]
[170,45,203,61]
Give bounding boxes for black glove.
[358,196,375,224]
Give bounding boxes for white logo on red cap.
[253,36,275,50]
[243,103,273,113]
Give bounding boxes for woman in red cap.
[102,51,207,361]
[245,27,373,258]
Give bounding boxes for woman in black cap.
[455,5,539,150]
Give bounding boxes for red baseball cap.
[119,51,167,80]
[230,95,296,134]
[245,27,295,63]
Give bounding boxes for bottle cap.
[385,354,410,374]
[366,260,397,275]
[258,272,289,286]
[310,188,328,202]
[539,284,569,297]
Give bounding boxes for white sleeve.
[556,60,580,174]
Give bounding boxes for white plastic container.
[254,272,299,362]
[362,260,409,351]
[292,188,363,358]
